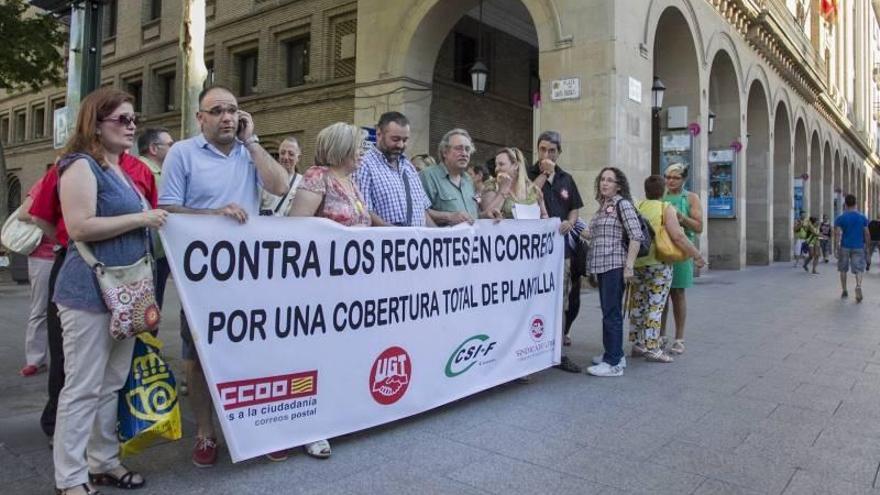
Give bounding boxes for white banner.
[161,216,564,462]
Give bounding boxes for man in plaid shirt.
[355,112,434,227]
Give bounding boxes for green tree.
[0,0,65,223]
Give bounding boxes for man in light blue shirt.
[158,85,289,468]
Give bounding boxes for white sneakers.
[592,355,627,368]
[586,362,624,377]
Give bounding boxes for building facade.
[2,0,879,269]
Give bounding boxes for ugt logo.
[369,346,411,405]
[529,315,546,342]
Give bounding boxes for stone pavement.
[2,262,880,495]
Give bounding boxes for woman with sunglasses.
[661,163,703,355]
[52,88,167,494]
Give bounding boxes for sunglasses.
[100,114,138,127]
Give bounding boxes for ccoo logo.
[445,334,498,377]
[529,315,546,342]
[369,346,411,405]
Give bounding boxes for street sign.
[550,78,580,101]
[53,106,71,150]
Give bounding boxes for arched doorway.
[6,174,21,212]
[823,142,832,222]
[745,81,770,265]
[772,101,792,261]
[793,119,808,219]
[428,0,538,165]
[706,50,742,269]
[652,6,701,177]
[809,131,821,217]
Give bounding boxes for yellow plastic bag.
[117,334,182,456]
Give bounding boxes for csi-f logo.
[529,315,546,342]
[370,346,411,405]
[445,335,498,377]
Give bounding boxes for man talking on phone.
[158,85,289,467]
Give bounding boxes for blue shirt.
[835,210,869,249]
[355,146,431,226]
[158,134,262,214]
[54,153,149,313]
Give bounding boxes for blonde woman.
[289,122,374,227]
[481,147,547,219]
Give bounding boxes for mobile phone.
[237,115,247,135]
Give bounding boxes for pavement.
[2,261,880,495]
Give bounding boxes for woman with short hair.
[661,163,703,355]
[629,175,704,363]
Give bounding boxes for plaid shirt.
[355,146,431,226]
[586,195,644,274]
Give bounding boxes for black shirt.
[527,163,584,220]
[868,220,880,241]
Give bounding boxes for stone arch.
[744,64,772,111]
[642,0,706,66]
[833,149,841,218]
[706,49,743,269]
[793,118,808,219]
[772,100,792,261]
[745,79,771,265]
[772,87,794,127]
[809,130,821,216]
[823,141,832,222]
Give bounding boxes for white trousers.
[25,257,52,367]
[53,305,135,489]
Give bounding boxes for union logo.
[369,346,411,405]
[529,315,545,342]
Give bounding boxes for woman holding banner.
[52,88,166,494]
[480,147,548,220]
[281,122,374,461]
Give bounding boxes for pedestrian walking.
[793,213,808,267]
[819,215,832,263]
[585,167,643,377]
[834,194,870,302]
[801,216,821,274]
[660,163,703,355]
[628,175,704,364]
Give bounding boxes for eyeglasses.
[451,144,473,154]
[100,114,138,127]
[154,140,174,147]
[199,105,239,116]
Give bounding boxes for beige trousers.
[25,257,52,366]
[53,305,135,489]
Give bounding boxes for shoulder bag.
[616,199,652,257]
[654,203,688,263]
[1,206,43,255]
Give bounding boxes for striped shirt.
[586,195,644,274]
[355,146,431,226]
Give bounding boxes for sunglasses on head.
[100,114,138,127]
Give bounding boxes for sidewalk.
[2,262,880,494]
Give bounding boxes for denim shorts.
[838,247,866,274]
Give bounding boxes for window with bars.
[333,17,357,78]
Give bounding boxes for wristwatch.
[243,134,260,146]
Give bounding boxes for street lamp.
[470,0,488,95]
[470,61,488,95]
[651,76,666,113]
[708,110,716,134]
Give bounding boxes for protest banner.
[161,215,563,462]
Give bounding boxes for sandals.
[304,439,331,459]
[56,484,101,495]
[89,467,145,490]
[669,340,686,355]
[644,349,674,363]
